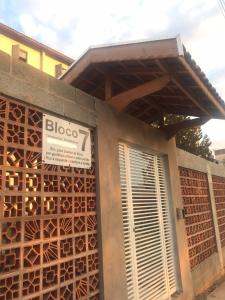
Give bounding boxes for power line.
[217,0,225,19]
[219,0,225,9]
[217,0,225,18]
[220,0,225,12]
[218,0,225,13]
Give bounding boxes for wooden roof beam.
[141,98,162,113]
[78,76,96,86]
[161,116,210,140]
[161,106,204,117]
[119,69,163,75]
[156,100,196,108]
[90,83,105,97]
[171,77,210,116]
[108,75,171,112]
[118,61,144,84]
[179,57,225,117]
[95,64,131,97]
[156,59,211,116]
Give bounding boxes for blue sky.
[1,0,225,149]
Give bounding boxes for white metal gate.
[118,143,177,300]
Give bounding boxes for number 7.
[79,129,89,151]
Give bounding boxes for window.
[19,49,28,63]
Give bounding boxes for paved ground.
[207,281,225,299]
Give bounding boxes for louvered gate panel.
[118,143,177,300]
[118,144,137,300]
[157,157,177,294]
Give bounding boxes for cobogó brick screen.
[0,96,100,300]
[212,175,225,247]
[179,167,217,269]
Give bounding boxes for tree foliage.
[164,115,214,161]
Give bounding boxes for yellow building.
[0,22,74,77]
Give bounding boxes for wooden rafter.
[108,75,171,112]
[141,98,162,114]
[118,67,163,75]
[127,97,163,123]
[161,116,210,140]
[95,64,131,97]
[179,57,225,117]
[155,100,194,107]
[151,94,187,99]
[78,76,96,87]
[145,113,163,124]
[118,61,145,86]
[171,77,210,115]
[162,106,205,117]
[90,84,104,97]
[155,59,211,116]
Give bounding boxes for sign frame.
[42,114,91,169]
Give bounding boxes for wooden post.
[207,165,224,270]
[105,74,112,101]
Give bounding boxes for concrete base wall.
[191,252,223,295]
[177,148,225,177]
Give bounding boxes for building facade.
[0,23,73,77]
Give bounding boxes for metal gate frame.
[119,142,178,300]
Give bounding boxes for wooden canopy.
[61,37,225,138]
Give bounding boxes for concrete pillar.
[12,44,20,60]
[167,139,195,300]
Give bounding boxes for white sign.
[42,114,91,169]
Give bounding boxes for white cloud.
[18,0,176,57]
[19,13,58,47]
[202,119,225,150]
[19,14,38,36]
[178,0,215,17]
[185,13,225,75]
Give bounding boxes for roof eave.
[180,56,225,118]
[0,23,74,65]
[60,37,182,83]
[60,37,225,119]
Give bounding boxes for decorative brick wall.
[0,95,100,300]
[212,175,225,247]
[179,167,217,269]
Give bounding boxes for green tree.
[164,115,214,161]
